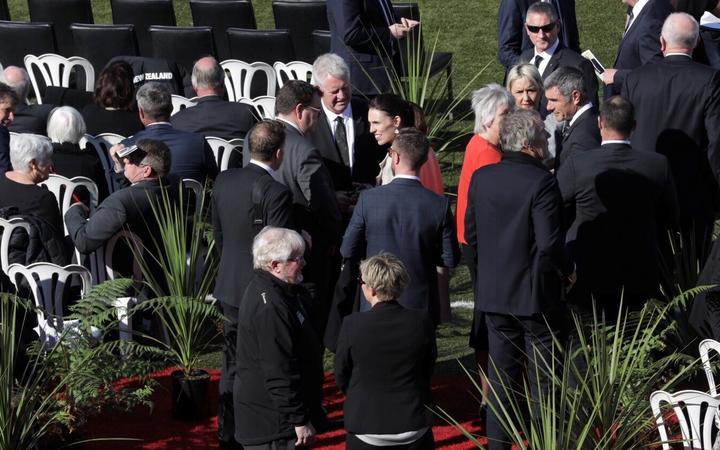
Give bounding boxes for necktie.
[534,54,544,68]
[377,0,394,26]
[624,9,635,35]
[335,116,350,167]
[562,121,571,140]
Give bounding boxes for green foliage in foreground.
[438,287,710,450]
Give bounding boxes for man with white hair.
[622,12,720,261]
[308,53,382,214]
[170,56,256,142]
[3,66,54,135]
[234,226,323,450]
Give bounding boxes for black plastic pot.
[171,369,211,420]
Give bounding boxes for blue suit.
[122,122,218,184]
[340,177,460,322]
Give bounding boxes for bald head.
[661,12,699,55]
[191,56,225,96]
[3,66,30,102]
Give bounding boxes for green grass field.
[6,0,629,366]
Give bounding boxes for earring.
[394,127,399,135]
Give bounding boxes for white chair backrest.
[82,134,117,195]
[23,54,95,104]
[220,59,277,101]
[700,339,720,397]
[95,132,126,146]
[89,230,143,286]
[650,389,720,449]
[40,174,99,235]
[171,94,197,116]
[249,95,276,119]
[205,136,243,171]
[7,262,91,344]
[273,61,313,89]
[0,218,31,275]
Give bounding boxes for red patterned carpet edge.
[81,369,486,449]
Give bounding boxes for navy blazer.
[607,0,672,96]
[557,107,600,167]
[498,0,581,69]
[170,95,257,141]
[327,0,396,95]
[465,152,572,315]
[340,177,460,322]
[122,122,218,184]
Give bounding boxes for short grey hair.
[136,82,172,120]
[312,53,351,87]
[526,1,558,22]
[544,66,587,103]
[3,66,30,101]
[47,106,86,144]
[506,63,543,94]
[471,84,514,134]
[662,12,699,50]
[360,253,409,302]
[499,109,545,153]
[10,133,53,172]
[191,56,225,91]
[252,226,306,270]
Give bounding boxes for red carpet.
[82,369,486,449]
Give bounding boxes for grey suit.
[340,177,460,323]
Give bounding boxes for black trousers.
[346,428,434,450]
[219,301,240,446]
[484,312,563,450]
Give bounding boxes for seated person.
[82,61,144,137]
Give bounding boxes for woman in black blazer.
[334,253,437,450]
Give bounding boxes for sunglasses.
[526,22,556,33]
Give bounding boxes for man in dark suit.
[464,109,574,450]
[545,66,600,166]
[518,2,598,109]
[274,80,342,333]
[498,0,581,70]
[602,0,673,96]
[557,96,679,313]
[212,120,293,450]
[307,53,383,218]
[0,83,18,173]
[119,82,218,184]
[327,0,419,95]
[622,12,720,261]
[3,66,54,136]
[340,128,460,323]
[170,56,256,142]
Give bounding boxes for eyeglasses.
[285,255,305,264]
[304,105,322,115]
[526,22,556,33]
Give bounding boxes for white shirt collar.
[249,159,275,175]
[601,140,631,146]
[629,0,649,29]
[321,100,352,121]
[569,102,593,128]
[393,174,421,182]
[147,121,171,127]
[276,117,303,135]
[665,52,692,58]
[536,38,560,59]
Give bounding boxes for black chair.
[28,0,93,56]
[226,28,294,65]
[71,23,138,73]
[0,0,10,21]
[111,0,176,56]
[190,0,256,62]
[0,21,56,67]
[312,30,330,60]
[149,26,215,74]
[392,3,453,100]
[272,1,328,63]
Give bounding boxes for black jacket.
[234,269,324,446]
[170,94,257,141]
[334,301,436,434]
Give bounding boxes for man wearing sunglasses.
[498,0,580,70]
[518,2,598,112]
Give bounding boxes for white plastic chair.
[273,61,313,88]
[701,339,720,397]
[95,132,126,147]
[205,136,243,171]
[0,218,31,275]
[220,59,276,101]
[650,389,720,449]
[7,262,92,349]
[82,134,119,195]
[39,174,99,235]
[241,95,275,119]
[23,54,95,104]
[171,94,197,116]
